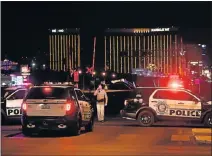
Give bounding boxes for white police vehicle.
[21,84,94,136]
[1,87,27,124]
[120,87,212,127]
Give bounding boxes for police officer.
[94,84,108,122]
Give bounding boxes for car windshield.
[26,87,68,99]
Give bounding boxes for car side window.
[175,91,195,101]
[153,90,178,100]
[9,90,26,100]
[75,90,85,101]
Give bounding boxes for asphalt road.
[1,117,211,156]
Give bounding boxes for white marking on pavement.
[195,136,212,144]
[192,128,212,135]
[171,135,191,142]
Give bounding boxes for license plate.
[41,105,50,109]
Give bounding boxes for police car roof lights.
[43,87,52,93]
[42,82,74,86]
[169,82,184,89]
[111,79,125,83]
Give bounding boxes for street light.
[93,71,96,90]
[78,70,84,90]
[112,74,116,78]
[32,63,36,67]
[102,72,106,83]
[102,72,106,76]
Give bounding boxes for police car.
[1,87,27,124]
[120,87,212,127]
[21,84,94,136]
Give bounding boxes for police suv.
[21,84,94,136]
[1,87,27,124]
[120,87,212,127]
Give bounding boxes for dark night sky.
[1,1,212,68]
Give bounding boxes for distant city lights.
[151,28,170,32]
[102,72,106,76]
[112,74,116,78]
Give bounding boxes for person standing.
[94,84,108,122]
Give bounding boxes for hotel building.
[49,28,81,71]
[104,27,185,75]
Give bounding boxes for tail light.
[65,98,75,114]
[65,104,71,111]
[124,100,128,106]
[22,102,27,115]
[22,103,27,111]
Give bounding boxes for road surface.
[1,117,211,156]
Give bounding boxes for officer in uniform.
[94,84,108,122]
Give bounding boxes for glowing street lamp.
[102,72,106,83]
[32,63,36,67]
[78,70,84,90]
[112,74,116,78]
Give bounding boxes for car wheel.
[22,127,32,136]
[137,110,155,127]
[204,113,212,128]
[69,120,81,136]
[85,118,94,132]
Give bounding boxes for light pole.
[78,70,84,90]
[31,63,36,71]
[112,73,116,79]
[93,71,96,90]
[102,72,106,84]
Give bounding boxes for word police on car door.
[6,89,27,116]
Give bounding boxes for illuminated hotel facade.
[104,27,185,75]
[49,28,81,71]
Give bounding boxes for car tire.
[69,120,81,136]
[204,113,212,128]
[22,127,32,136]
[137,110,155,127]
[85,117,94,132]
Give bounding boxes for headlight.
[124,100,128,106]
[134,98,143,103]
[139,99,143,103]
[133,99,138,103]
